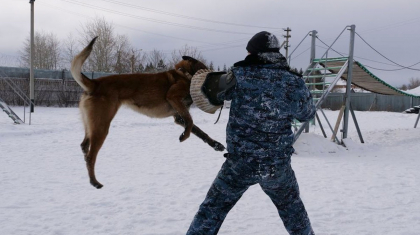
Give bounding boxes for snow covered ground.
[1,106,419,235]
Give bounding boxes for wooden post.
[331,105,345,142]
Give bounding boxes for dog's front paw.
[179,132,190,142]
[213,142,225,152]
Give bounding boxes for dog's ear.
[182,56,198,62]
[177,56,208,76]
[192,60,208,73]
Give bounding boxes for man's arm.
[202,71,236,103]
[216,71,236,101]
[294,79,316,122]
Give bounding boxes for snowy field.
[1,106,420,235]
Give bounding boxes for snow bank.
[406,86,420,96]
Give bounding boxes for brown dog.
[71,37,225,189]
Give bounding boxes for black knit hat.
[246,31,280,54]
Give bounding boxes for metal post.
[310,30,317,63]
[315,112,327,138]
[342,25,356,140]
[30,0,35,112]
[349,103,364,143]
[415,112,420,128]
[308,30,317,89]
[305,30,317,133]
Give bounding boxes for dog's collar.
[184,72,192,80]
[178,68,192,80]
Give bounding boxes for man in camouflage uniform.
[186,31,316,235]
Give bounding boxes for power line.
[290,47,311,61]
[195,37,249,49]
[96,0,282,30]
[42,2,273,54]
[201,45,244,52]
[361,63,420,71]
[316,37,346,57]
[355,32,420,71]
[42,1,253,56]
[316,36,420,72]
[196,29,284,50]
[315,44,386,66]
[61,0,254,35]
[198,30,287,53]
[40,1,286,57]
[45,2,284,54]
[316,44,420,71]
[40,2,235,46]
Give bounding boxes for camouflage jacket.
[219,53,316,160]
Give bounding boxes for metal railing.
[0,71,34,124]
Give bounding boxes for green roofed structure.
[292,25,420,146]
[314,58,420,98]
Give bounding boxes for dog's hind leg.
[80,103,90,157]
[173,114,225,151]
[81,134,90,157]
[85,127,109,189]
[83,98,120,189]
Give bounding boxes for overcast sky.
[1,0,420,87]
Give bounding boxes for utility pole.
[283,27,291,59]
[29,0,35,112]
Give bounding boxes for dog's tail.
[70,37,98,92]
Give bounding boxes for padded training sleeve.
[201,71,236,105]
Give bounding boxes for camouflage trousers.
[186,154,314,235]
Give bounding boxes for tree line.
[398,78,420,91]
[18,17,222,74]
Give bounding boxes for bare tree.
[168,51,180,70]
[80,17,116,72]
[129,49,147,73]
[62,33,80,70]
[407,77,420,90]
[147,49,166,72]
[113,34,132,74]
[19,31,62,70]
[168,44,207,69]
[399,84,408,91]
